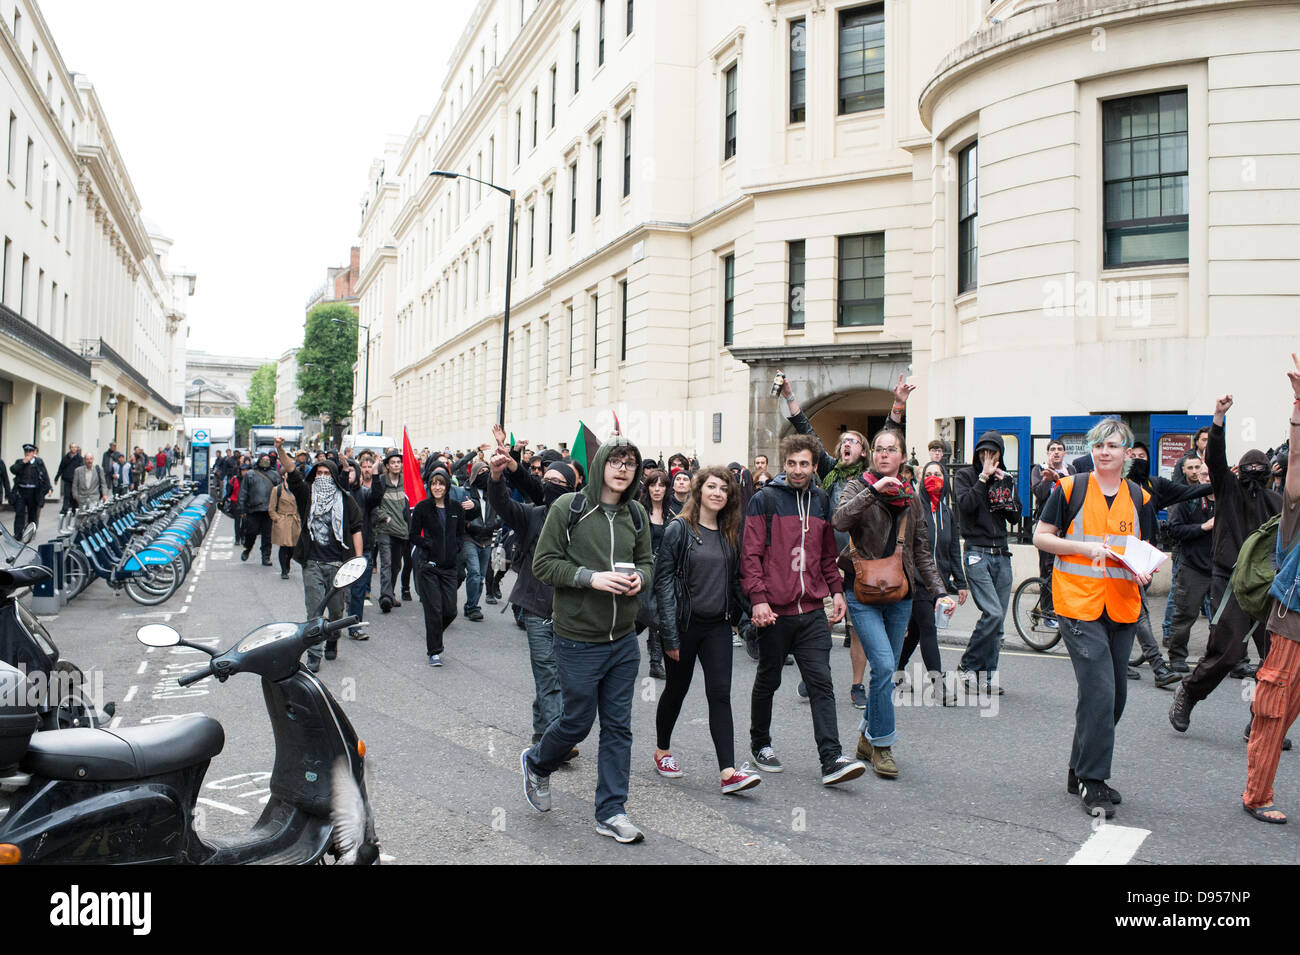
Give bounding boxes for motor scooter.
[0,557,379,864]
[0,528,115,730]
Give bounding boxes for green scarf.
[822,459,868,492]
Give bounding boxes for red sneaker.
[722,769,761,794]
[653,752,683,778]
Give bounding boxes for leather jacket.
[832,478,948,599]
[652,516,748,652]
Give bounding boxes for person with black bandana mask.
[1170,394,1284,737]
[485,432,580,758]
[274,436,364,672]
[1119,442,1213,687]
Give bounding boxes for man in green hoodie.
[521,436,654,843]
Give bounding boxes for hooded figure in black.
[486,450,578,742]
[410,467,468,663]
[1172,414,1285,730]
[278,449,365,671]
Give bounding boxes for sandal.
[1242,802,1287,824]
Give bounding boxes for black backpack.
[1058,474,1144,539]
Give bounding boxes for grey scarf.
[309,477,345,546]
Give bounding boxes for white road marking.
[1068,824,1150,865]
[136,661,148,675]
[123,685,138,703]
[197,797,248,816]
[185,594,192,603]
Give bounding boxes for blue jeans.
[528,631,639,821]
[348,550,374,624]
[960,546,1012,675]
[461,540,489,612]
[521,612,564,739]
[845,593,913,747]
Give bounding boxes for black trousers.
[12,488,42,534]
[1184,571,1272,704]
[277,545,294,574]
[750,610,842,768]
[656,616,735,769]
[416,561,458,655]
[59,481,74,514]
[900,585,943,674]
[242,512,272,559]
[1038,549,1056,614]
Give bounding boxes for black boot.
[648,628,666,680]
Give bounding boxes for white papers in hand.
[1107,536,1167,576]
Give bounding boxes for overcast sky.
[40,0,468,361]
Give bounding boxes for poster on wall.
[1061,434,1089,461]
[1159,434,1193,481]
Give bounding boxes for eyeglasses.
[840,437,862,447]
[606,460,635,472]
[872,446,901,454]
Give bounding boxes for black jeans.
[415,561,458,655]
[1060,613,1136,782]
[656,616,735,770]
[900,584,943,674]
[242,511,272,559]
[277,545,294,574]
[750,610,842,768]
[1166,563,1212,666]
[1185,572,1271,704]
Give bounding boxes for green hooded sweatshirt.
[531,436,654,642]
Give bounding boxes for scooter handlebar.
[177,666,213,688]
[323,615,359,635]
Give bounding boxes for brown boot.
[855,733,873,762]
[870,745,899,779]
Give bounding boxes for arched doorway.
[729,341,913,466]
[801,389,896,456]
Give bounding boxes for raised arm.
[1288,354,1300,499]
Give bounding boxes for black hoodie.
[955,430,1022,549]
[1206,423,1281,574]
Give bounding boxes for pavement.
[21,510,1298,864]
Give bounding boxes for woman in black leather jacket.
[640,470,671,679]
[651,467,758,795]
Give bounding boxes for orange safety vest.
[1051,474,1151,624]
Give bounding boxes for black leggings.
[278,546,294,574]
[899,586,943,674]
[655,616,735,770]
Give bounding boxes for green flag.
[572,421,600,479]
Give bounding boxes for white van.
[341,433,397,457]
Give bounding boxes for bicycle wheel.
[123,572,177,606]
[62,548,93,599]
[1013,577,1062,651]
[133,560,180,596]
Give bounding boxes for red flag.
[402,427,426,505]
[612,410,622,435]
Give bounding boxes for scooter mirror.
[333,556,367,590]
[137,624,181,648]
[21,524,36,544]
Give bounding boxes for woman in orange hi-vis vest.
[1033,419,1154,821]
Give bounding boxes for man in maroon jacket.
[743,434,867,786]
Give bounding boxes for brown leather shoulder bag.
[845,511,911,604]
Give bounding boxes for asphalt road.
[28,511,1298,864]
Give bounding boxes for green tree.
[234,362,277,445]
[297,303,358,447]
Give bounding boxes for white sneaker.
[596,813,644,843]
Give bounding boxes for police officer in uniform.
[10,443,52,534]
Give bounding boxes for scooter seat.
[22,716,225,781]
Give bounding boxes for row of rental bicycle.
[45,479,217,606]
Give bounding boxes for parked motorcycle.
[0,557,379,865]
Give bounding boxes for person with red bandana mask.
[897,461,969,705]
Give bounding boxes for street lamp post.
[430,170,515,429]
[331,317,370,433]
